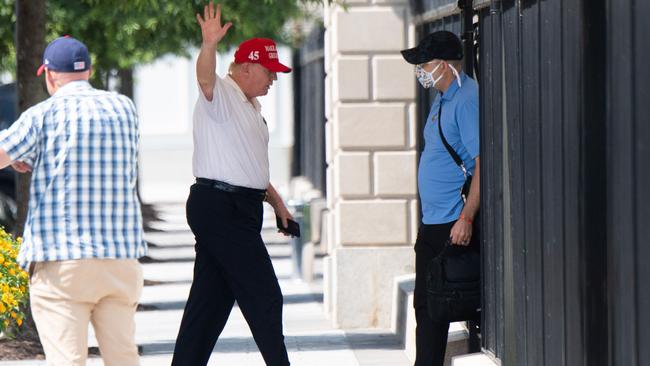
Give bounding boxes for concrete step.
[139,283,191,311]
[144,231,195,248]
[141,261,194,283]
[140,253,294,283]
[392,274,472,365]
[452,352,499,366]
[146,220,191,232]
[144,227,289,247]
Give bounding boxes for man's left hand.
[11,161,32,173]
[275,206,294,236]
[450,218,472,246]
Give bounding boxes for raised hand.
[196,2,232,47]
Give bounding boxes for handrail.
[473,0,491,10]
[412,3,460,26]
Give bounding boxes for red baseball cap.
[234,38,291,73]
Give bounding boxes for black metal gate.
[291,26,326,193]
[606,0,650,365]
[478,1,608,364]
[413,0,650,364]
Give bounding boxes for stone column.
[322,0,418,329]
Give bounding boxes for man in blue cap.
[401,30,481,366]
[0,36,146,366]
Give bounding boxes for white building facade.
[322,0,419,329]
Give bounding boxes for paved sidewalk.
[1,202,410,366]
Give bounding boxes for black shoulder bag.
[426,100,481,323]
[437,102,472,202]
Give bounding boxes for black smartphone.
[276,216,301,237]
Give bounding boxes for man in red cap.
[171,2,293,365]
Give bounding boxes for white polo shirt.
[192,75,270,190]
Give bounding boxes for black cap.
[400,30,463,65]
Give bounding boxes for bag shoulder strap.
[437,99,468,176]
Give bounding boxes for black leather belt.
[195,178,267,200]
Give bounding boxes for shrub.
[0,229,28,336]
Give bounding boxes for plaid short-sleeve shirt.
[0,80,147,269]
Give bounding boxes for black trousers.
[172,184,290,366]
[413,220,480,366]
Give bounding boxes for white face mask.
[415,62,463,90]
[415,62,443,89]
[448,64,462,88]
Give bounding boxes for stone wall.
[323,0,418,329]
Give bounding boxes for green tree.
[0,0,16,73]
[0,0,48,353]
[1,1,312,91]
[14,0,47,238]
[1,0,318,227]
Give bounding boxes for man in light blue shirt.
[0,36,145,366]
[418,71,479,225]
[401,30,480,366]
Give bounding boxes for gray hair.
[228,62,240,75]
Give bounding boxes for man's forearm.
[0,149,11,170]
[461,157,480,219]
[266,182,294,226]
[196,42,217,100]
[265,183,283,210]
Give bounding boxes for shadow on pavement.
[139,332,403,355]
[137,292,324,312]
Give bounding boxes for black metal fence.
[413,0,649,364]
[607,0,650,364]
[291,26,326,193]
[478,1,608,364]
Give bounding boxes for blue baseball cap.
[36,36,91,76]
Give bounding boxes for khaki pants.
[30,259,143,366]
